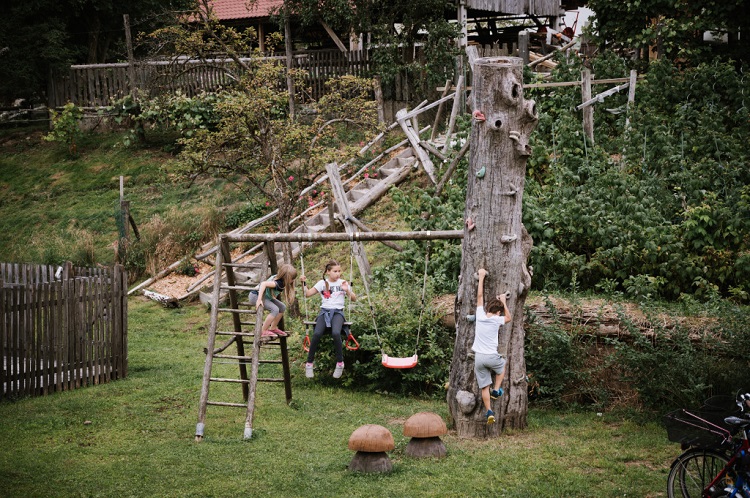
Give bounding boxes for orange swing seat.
[381,354,418,369]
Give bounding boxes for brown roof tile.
[210,0,283,20]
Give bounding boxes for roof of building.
[210,0,283,20]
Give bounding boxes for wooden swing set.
[195,229,462,441]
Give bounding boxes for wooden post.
[283,1,296,120]
[325,163,372,282]
[373,75,385,125]
[518,31,529,65]
[123,15,136,97]
[625,69,637,130]
[581,68,594,145]
[431,79,452,141]
[442,75,465,153]
[396,108,437,184]
[447,56,537,438]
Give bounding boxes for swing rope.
[362,241,429,369]
[414,242,430,357]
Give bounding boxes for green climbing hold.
[476,166,486,178]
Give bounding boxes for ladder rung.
[220,285,255,291]
[210,377,251,384]
[259,359,283,364]
[207,401,247,408]
[258,378,285,383]
[214,354,252,360]
[223,263,262,268]
[217,308,256,314]
[216,331,255,337]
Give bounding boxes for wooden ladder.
[195,238,292,441]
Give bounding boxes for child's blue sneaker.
[486,409,495,425]
[490,388,504,399]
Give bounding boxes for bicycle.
[665,392,750,497]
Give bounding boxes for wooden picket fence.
[0,263,128,399]
[48,49,373,108]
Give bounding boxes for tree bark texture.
[447,57,537,438]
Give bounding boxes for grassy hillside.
[0,126,247,269]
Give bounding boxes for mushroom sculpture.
[347,424,395,473]
[403,412,448,458]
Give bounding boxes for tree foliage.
[587,0,750,66]
[0,0,193,104]
[284,0,460,97]
[389,51,750,303]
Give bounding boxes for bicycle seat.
[724,416,750,428]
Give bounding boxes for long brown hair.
[276,264,297,303]
[323,259,340,292]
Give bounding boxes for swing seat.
[303,321,359,351]
[381,354,418,369]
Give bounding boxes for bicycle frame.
[702,428,750,497]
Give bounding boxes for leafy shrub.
[524,308,580,405]
[44,102,83,157]
[123,205,222,281]
[224,201,269,229]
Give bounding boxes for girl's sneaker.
[486,409,496,425]
[333,362,344,379]
[490,388,504,399]
[305,363,314,378]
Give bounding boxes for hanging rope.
[414,241,430,357]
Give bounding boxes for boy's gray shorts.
[474,352,506,389]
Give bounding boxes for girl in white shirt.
[300,260,357,379]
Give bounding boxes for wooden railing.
[1,263,128,399]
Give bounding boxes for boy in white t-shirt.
[472,268,511,425]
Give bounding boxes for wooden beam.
[228,229,463,244]
[442,75,464,153]
[345,215,404,252]
[326,163,372,281]
[435,140,470,197]
[431,79,452,141]
[528,39,576,68]
[576,81,630,110]
[420,141,448,161]
[397,108,437,184]
[320,21,348,52]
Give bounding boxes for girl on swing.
[248,263,298,339]
[300,259,356,379]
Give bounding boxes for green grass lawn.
[0,297,677,497]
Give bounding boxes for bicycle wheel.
[667,448,732,498]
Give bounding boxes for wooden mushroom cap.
[348,424,395,452]
[403,412,448,438]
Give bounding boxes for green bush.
[44,102,83,157]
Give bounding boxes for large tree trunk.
[447,57,537,438]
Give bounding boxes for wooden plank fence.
[0,263,128,399]
[49,49,374,108]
